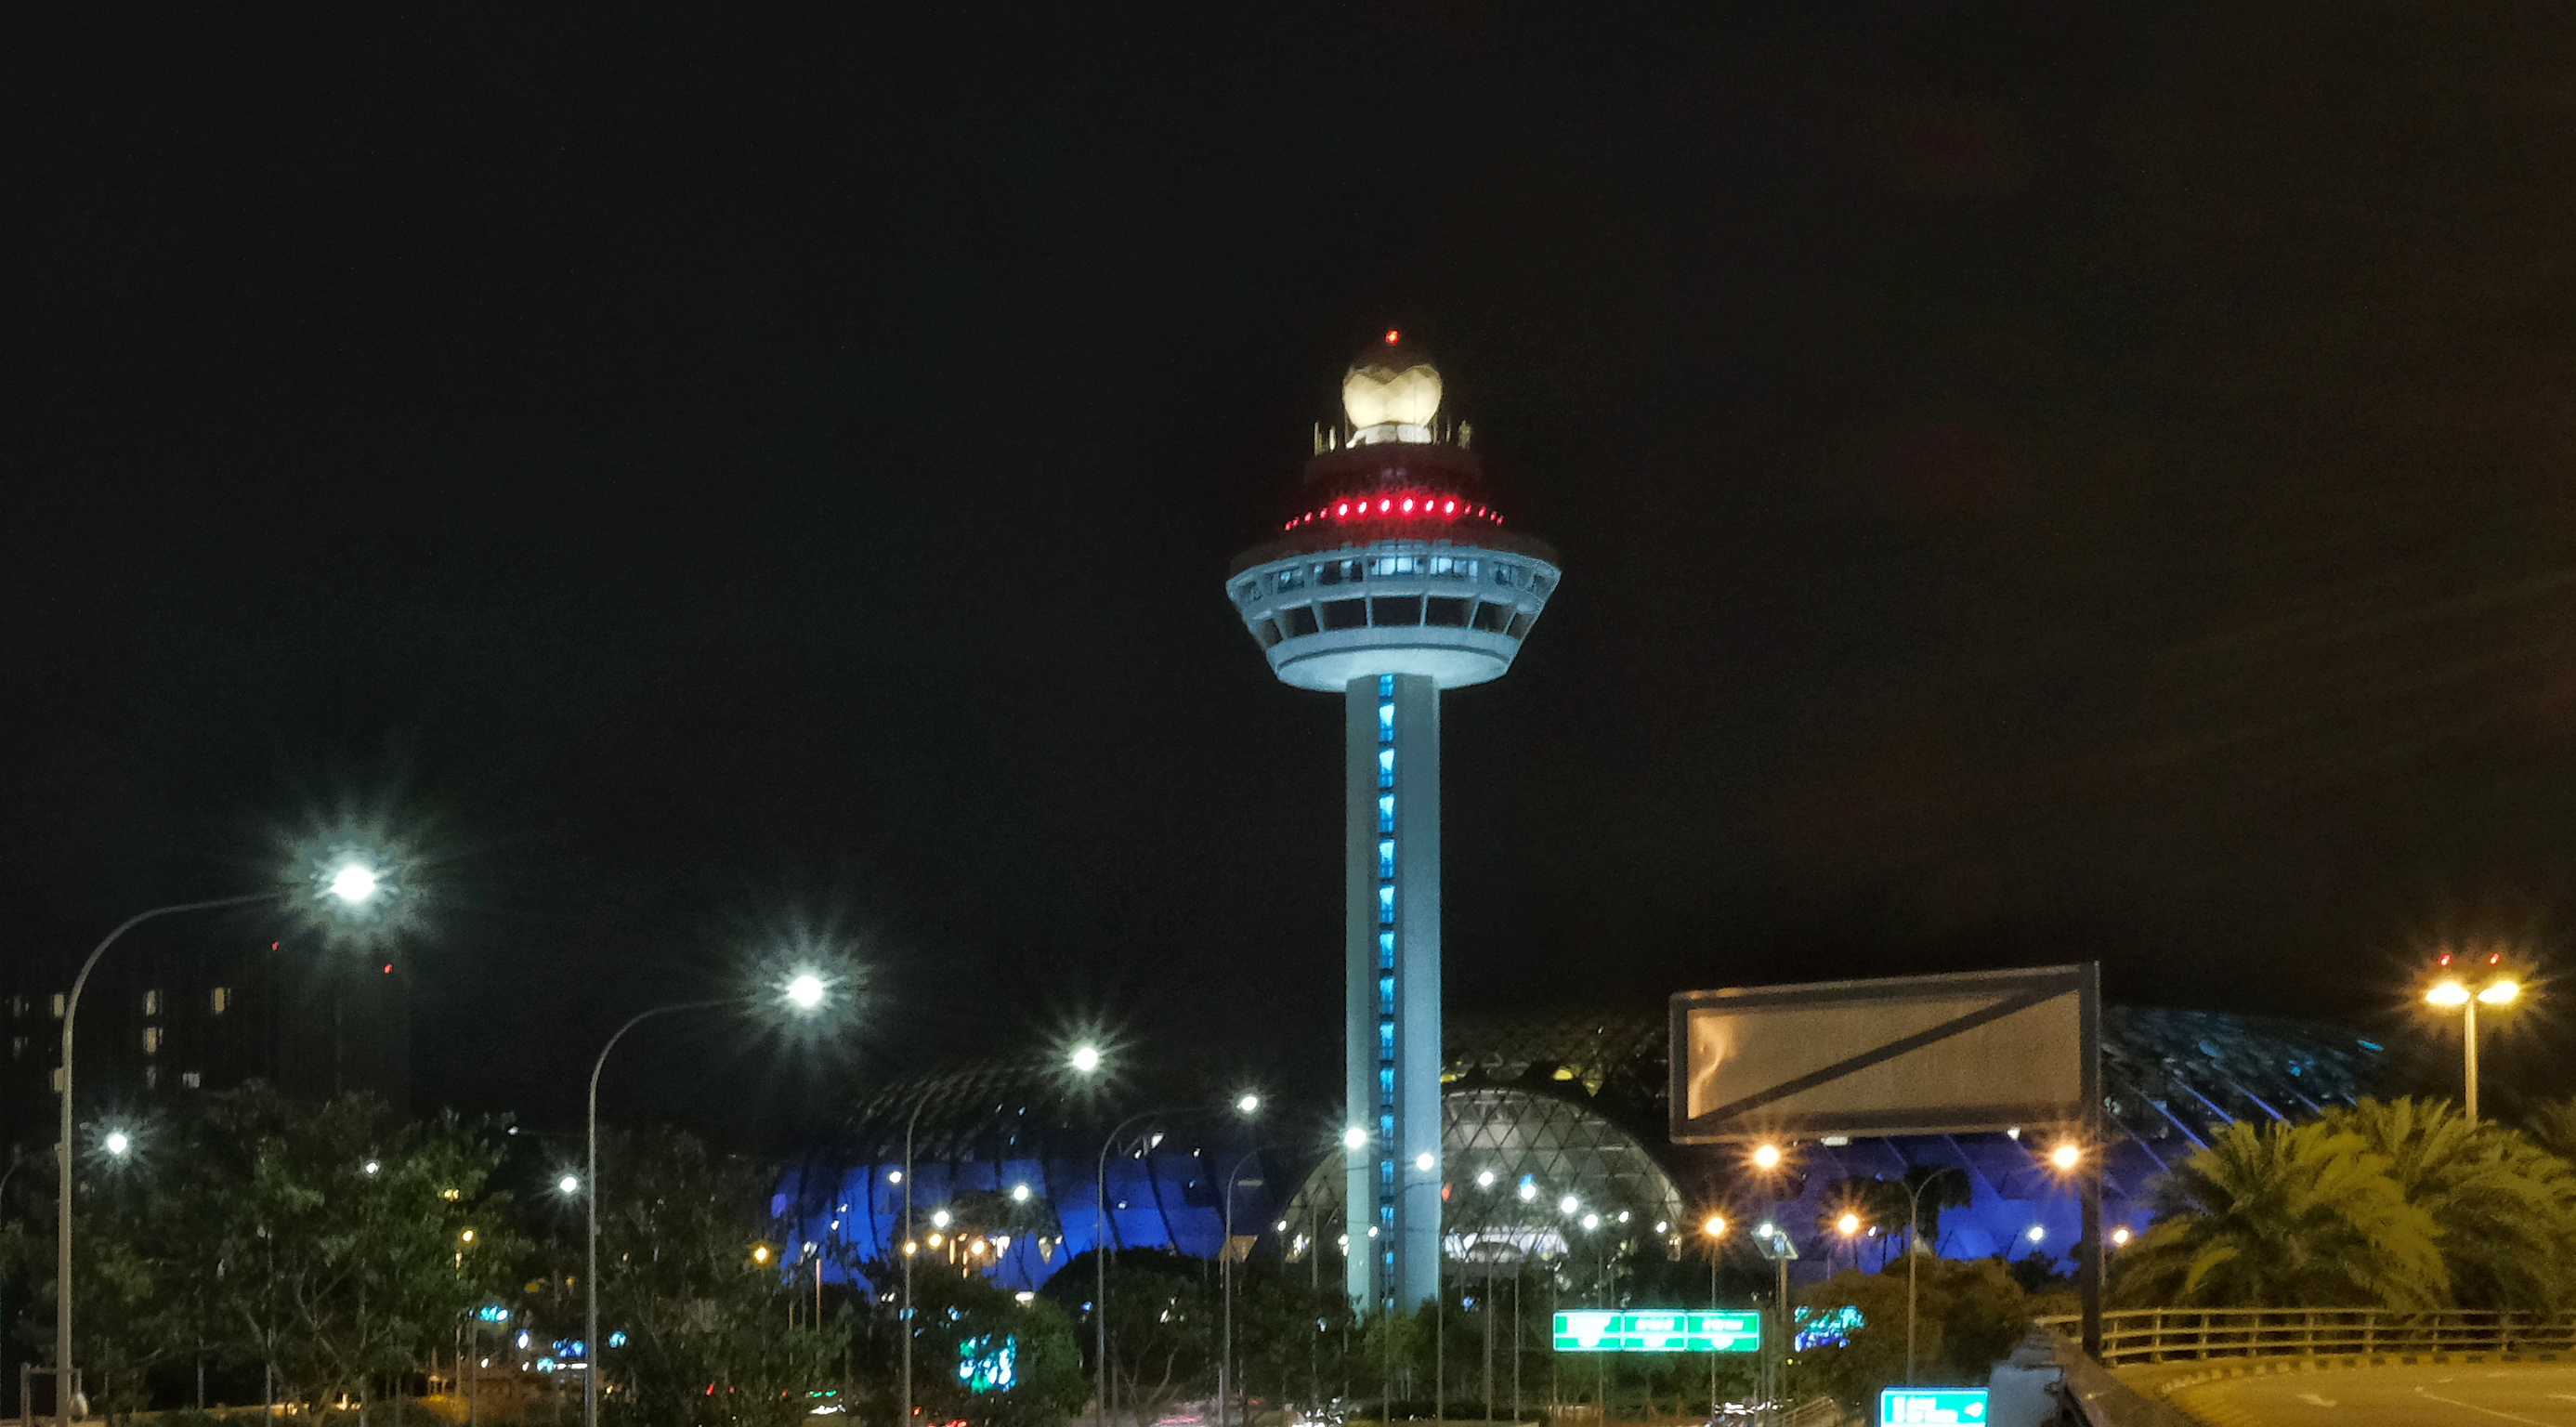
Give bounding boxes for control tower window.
[1250,617,1284,649]
[1320,598,1367,631]
[1490,565,1520,588]
[1429,556,1476,580]
[1370,596,1424,626]
[1506,611,1536,639]
[1424,597,1471,627]
[1318,559,1363,587]
[1282,605,1321,637]
[1274,568,1307,594]
[1472,602,1514,633]
[1370,555,1419,579]
[1529,573,1556,597]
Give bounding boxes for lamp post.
[1750,1222,1795,1421]
[56,867,386,1427]
[898,1043,1102,1427]
[1896,1168,1966,1386]
[1093,1096,1259,1427]
[1217,1131,1269,1427]
[2426,956,2522,1122]
[1697,1215,1726,1414]
[583,997,728,1427]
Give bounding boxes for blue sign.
[1879,1388,1988,1425]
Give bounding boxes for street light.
[101,1131,132,1159]
[1896,1166,1968,1385]
[1094,1093,1261,1427]
[1219,1143,1280,1427]
[2425,949,2524,1122]
[1698,1215,1727,1414]
[583,975,835,1427]
[55,862,391,1427]
[1751,1143,1783,1171]
[898,1041,1099,1427]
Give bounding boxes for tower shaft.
[1344,672,1444,1310]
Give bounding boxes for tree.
[903,1263,1086,1427]
[589,1129,843,1427]
[2112,1117,2445,1308]
[1785,1259,2040,1415]
[1044,1249,1216,1425]
[2319,1097,2576,1312]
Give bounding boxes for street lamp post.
[2426,960,2521,1123]
[56,871,385,1427]
[584,998,728,1427]
[1697,1216,1726,1415]
[1217,1128,1269,1427]
[1897,1168,1966,1386]
[1093,1097,1258,1427]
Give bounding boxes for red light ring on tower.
[1283,489,1502,532]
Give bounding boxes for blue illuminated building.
[1226,335,1561,1313]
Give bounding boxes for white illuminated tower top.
[1226,334,1559,1313]
[1227,334,1562,689]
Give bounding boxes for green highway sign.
[1551,1310,1759,1354]
[1878,1388,1989,1424]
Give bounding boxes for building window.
[1250,617,1284,649]
[211,988,231,1015]
[1424,596,1471,627]
[1320,597,1367,631]
[142,1027,163,1054]
[1529,573,1555,597]
[1378,975,1396,1015]
[181,1070,203,1090]
[142,989,163,1016]
[1378,932,1394,969]
[1368,596,1423,626]
[1377,885,1396,925]
[143,1066,161,1091]
[1378,701,1394,743]
[1378,839,1396,879]
[51,994,66,1019]
[6,994,24,1017]
[1507,611,1535,638]
[8,1036,23,1061]
[1281,605,1320,637]
[1491,564,1519,588]
[1377,794,1395,832]
[1273,568,1306,594]
[1472,601,1514,633]
[1377,749,1395,789]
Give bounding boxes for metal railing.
[2033,1308,2576,1366]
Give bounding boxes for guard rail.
[2033,1307,2576,1366]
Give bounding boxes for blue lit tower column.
[1225,334,1560,1311]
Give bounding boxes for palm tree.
[2112,1117,2445,1308]
[2525,1098,2576,1167]
[2321,1097,2576,1312]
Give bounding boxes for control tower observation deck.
[1225,334,1561,1312]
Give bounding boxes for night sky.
[12,5,2576,1142]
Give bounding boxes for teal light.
[1878,1387,1987,1424]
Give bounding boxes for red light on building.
[382,963,394,975]
[1384,329,1401,345]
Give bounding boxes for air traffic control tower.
[1225,334,1561,1311]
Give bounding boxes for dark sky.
[12,4,2576,1140]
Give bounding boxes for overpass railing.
[2033,1308,2576,1366]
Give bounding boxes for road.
[2168,1362,2576,1426]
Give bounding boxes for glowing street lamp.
[1751,1143,1784,1172]
[55,858,391,1427]
[583,975,835,1427]
[1094,1093,1262,1427]
[2425,949,2525,1122]
[901,1038,1105,1427]
[1698,1215,1728,1413]
[2048,1143,2081,1172]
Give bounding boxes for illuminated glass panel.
[1378,932,1395,968]
[1378,794,1395,831]
[1378,886,1395,924]
[1378,839,1396,878]
[1378,701,1394,742]
[1378,749,1395,788]
[1378,975,1396,1014]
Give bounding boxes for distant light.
[2480,980,2519,1005]
[784,974,827,1011]
[887,1171,903,1185]
[1757,1222,1776,1238]
[329,864,381,905]
[1385,330,1400,345]
[1837,1213,1861,1237]
[1414,1152,1434,1172]
[1070,1044,1103,1074]
[460,1228,477,1245]
[2027,1225,2046,1243]
[1751,1144,1783,1171]
[1015,1290,1036,1304]
[1559,1195,1579,1215]
[753,1245,774,1263]
[1654,1221,1669,1234]
[558,1174,580,1195]
[2111,1227,2132,1246]
[2049,1144,2081,1171]
[931,1210,951,1229]
[2006,1127,2022,1140]
[1475,1170,1495,1188]
[1702,1215,1726,1238]
[1012,1184,1031,1202]
[1237,1093,1262,1116]
[1342,1127,1368,1151]
[2427,981,2470,1006]
[1582,1212,1602,1231]
[1518,1182,1538,1202]
[364,1159,381,1175]
[103,1131,132,1157]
